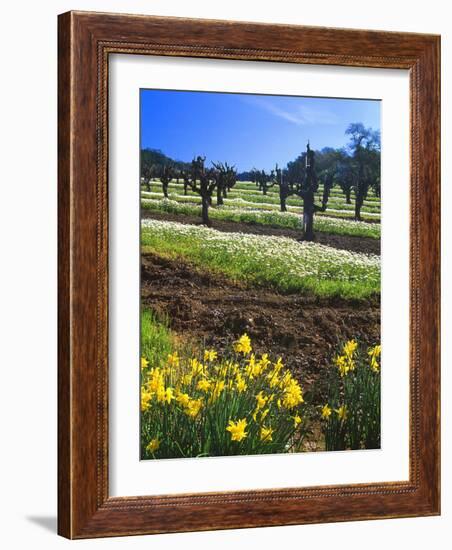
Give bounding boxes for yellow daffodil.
[293,415,302,428]
[258,353,271,371]
[255,391,268,410]
[368,345,381,372]
[148,368,164,392]
[336,405,348,421]
[141,357,149,370]
[226,418,248,442]
[157,385,174,404]
[209,380,225,402]
[260,425,274,442]
[167,352,180,368]
[141,389,152,411]
[321,404,332,419]
[282,379,304,409]
[189,358,205,376]
[235,373,247,393]
[146,438,160,453]
[233,333,252,355]
[343,339,358,357]
[335,355,349,377]
[175,391,191,407]
[204,349,218,362]
[185,398,203,418]
[196,378,212,392]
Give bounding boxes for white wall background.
[0,1,449,548]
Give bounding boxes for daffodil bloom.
[343,339,358,357]
[185,398,203,418]
[157,385,174,404]
[260,425,274,442]
[282,379,304,409]
[336,405,348,421]
[141,389,152,411]
[175,391,190,407]
[235,373,247,393]
[335,354,354,377]
[368,345,381,372]
[204,349,218,362]
[369,344,381,357]
[226,418,248,442]
[258,353,271,370]
[167,352,180,368]
[189,358,205,376]
[164,387,175,404]
[210,380,225,402]
[196,378,212,392]
[233,333,252,355]
[260,408,270,422]
[293,415,302,427]
[321,404,332,419]
[216,364,229,378]
[279,371,293,390]
[146,438,160,453]
[274,357,284,372]
[255,391,268,410]
[148,368,164,392]
[141,357,149,370]
[245,354,258,378]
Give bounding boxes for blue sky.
[140,89,380,172]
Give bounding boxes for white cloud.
[241,96,340,126]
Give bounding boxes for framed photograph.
[58,11,440,538]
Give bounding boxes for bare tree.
[159,164,174,199]
[255,169,275,195]
[183,156,217,225]
[142,161,155,192]
[287,143,330,241]
[212,162,237,205]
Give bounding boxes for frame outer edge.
[57,10,441,538]
[57,11,73,539]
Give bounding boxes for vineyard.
[140,118,381,458]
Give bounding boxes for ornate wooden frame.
[58,10,440,539]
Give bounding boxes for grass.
[141,309,173,368]
[321,341,381,451]
[141,198,381,239]
[143,180,381,216]
[141,219,380,300]
[141,190,381,220]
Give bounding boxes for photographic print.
[139,89,381,460]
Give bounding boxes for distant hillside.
[140,149,191,174]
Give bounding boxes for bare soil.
[141,253,380,402]
[141,209,380,255]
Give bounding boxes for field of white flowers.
[142,179,381,222]
[141,197,381,239]
[141,218,380,299]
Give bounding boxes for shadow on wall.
[26,516,57,534]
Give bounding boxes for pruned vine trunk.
[201,196,211,226]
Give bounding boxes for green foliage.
[141,197,381,238]
[141,309,173,369]
[141,219,380,300]
[321,341,381,451]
